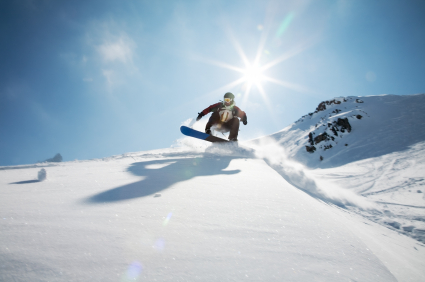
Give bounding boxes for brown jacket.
[201,102,246,120]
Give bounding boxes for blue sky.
[1,0,424,166]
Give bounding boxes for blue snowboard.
[180,126,229,143]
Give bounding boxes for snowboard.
[180,126,229,143]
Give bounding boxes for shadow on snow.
[84,157,241,203]
[10,180,41,184]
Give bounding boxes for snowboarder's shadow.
[10,180,41,184]
[85,157,241,203]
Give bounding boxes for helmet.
[224,92,235,99]
[223,92,235,105]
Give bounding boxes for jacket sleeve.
[201,102,221,115]
[234,106,246,119]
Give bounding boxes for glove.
[242,115,247,125]
[196,112,204,121]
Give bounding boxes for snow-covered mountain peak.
[246,94,425,245]
[263,94,425,169]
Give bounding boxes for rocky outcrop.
[301,97,364,155]
[308,132,314,145]
[316,99,345,112]
[314,132,330,144]
[323,145,333,151]
[305,145,316,153]
[306,118,353,153]
[296,98,347,123]
[336,118,351,133]
[330,125,338,136]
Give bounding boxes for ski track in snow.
[1,94,425,281]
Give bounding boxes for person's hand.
[242,115,247,125]
[196,112,204,121]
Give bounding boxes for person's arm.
[197,103,221,121]
[235,106,247,125]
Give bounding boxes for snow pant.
[205,111,240,140]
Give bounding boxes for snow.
[37,168,47,181]
[1,94,425,281]
[265,94,425,169]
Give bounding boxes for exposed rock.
[295,98,350,124]
[314,132,329,144]
[316,99,343,112]
[303,98,359,156]
[331,126,338,136]
[320,156,324,161]
[305,145,316,153]
[316,102,327,112]
[356,99,364,103]
[323,145,333,151]
[337,118,351,133]
[308,132,314,145]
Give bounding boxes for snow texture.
[0,94,424,282]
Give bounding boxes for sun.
[243,64,264,86]
[197,21,312,111]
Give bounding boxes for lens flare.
[122,261,143,282]
[276,13,295,38]
[154,238,165,251]
[163,212,172,226]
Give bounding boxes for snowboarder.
[196,92,247,141]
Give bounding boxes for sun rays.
[199,21,312,113]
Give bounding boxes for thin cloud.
[98,37,135,64]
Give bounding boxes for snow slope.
[1,94,425,281]
[247,94,425,244]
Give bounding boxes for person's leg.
[205,111,220,133]
[227,118,240,140]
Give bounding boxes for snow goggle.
[224,98,232,103]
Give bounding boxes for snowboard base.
[180,126,229,143]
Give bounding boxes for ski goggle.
[224,98,232,103]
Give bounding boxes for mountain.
[258,94,425,169]
[0,94,424,281]
[248,94,425,244]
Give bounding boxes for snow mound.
[37,168,46,181]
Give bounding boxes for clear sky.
[1,0,424,166]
